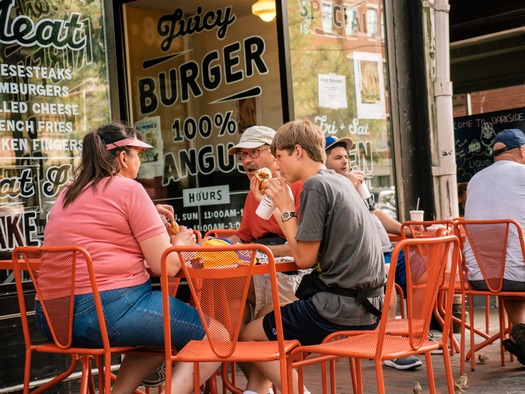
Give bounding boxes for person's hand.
[170,227,197,246]
[250,175,265,202]
[156,204,175,224]
[265,177,295,212]
[347,170,365,188]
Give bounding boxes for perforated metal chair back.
[12,245,140,394]
[185,246,254,357]
[459,218,524,292]
[160,243,300,393]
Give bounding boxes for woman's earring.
[124,165,128,169]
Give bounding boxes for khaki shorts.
[252,269,311,317]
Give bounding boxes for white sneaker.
[141,362,166,387]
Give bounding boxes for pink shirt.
[42,176,165,294]
[236,181,303,242]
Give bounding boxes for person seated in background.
[227,125,310,319]
[241,120,386,393]
[463,128,525,365]
[324,135,422,370]
[38,121,221,393]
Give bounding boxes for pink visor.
[105,137,153,150]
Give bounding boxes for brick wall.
[454,85,525,117]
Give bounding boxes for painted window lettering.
[0,0,88,51]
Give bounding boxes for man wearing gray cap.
[227,126,307,319]
[463,128,525,364]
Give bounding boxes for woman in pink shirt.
[39,121,219,393]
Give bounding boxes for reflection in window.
[367,8,378,38]
[322,2,333,33]
[345,7,359,36]
[381,11,385,40]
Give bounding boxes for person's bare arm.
[226,234,242,244]
[140,227,196,277]
[373,208,402,235]
[265,177,320,268]
[265,243,293,258]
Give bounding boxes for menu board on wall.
[0,0,111,255]
[124,3,283,233]
[454,107,525,182]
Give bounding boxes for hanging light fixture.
[252,0,276,22]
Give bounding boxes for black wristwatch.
[281,211,297,222]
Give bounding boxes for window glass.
[123,2,283,232]
[289,0,396,218]
[0,0,110,262]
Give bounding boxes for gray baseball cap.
[228,126,276,154]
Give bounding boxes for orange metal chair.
[203,228,238,239]
[11,245,140,394]
[287,236,460,394]
[193,229,203,243]
[400,219,456,239]
[455,218,525,371]
[401,220,464,353]
[160,243,300,394]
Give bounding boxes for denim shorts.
[262,298,379,346]
[35,280,204,349]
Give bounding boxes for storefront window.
[122,1,283,232]
[0,0,110,259]
[287,0,396,217]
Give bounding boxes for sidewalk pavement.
[223,306,525,393]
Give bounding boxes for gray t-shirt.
[296,169,387,325]
[464,160,525,282]
[371,213,394,253]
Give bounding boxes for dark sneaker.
[383,356,423,370]
[503,323,525,366]
[502,339,525,366]
[511,323,525,349]
[142,362,166,387]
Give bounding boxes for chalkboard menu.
[454,107,525,182]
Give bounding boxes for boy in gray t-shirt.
[240,120,387,394]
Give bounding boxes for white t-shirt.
[464,160,525,281]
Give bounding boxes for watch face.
[282,211,296,221]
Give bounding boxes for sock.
[243,391,258,394]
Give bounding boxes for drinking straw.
[416,197,420,211]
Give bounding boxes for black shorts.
[262,298,379,346]
[470,279,525,292]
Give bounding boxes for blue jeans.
[35,280,204,348]
[384,249,406,297]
